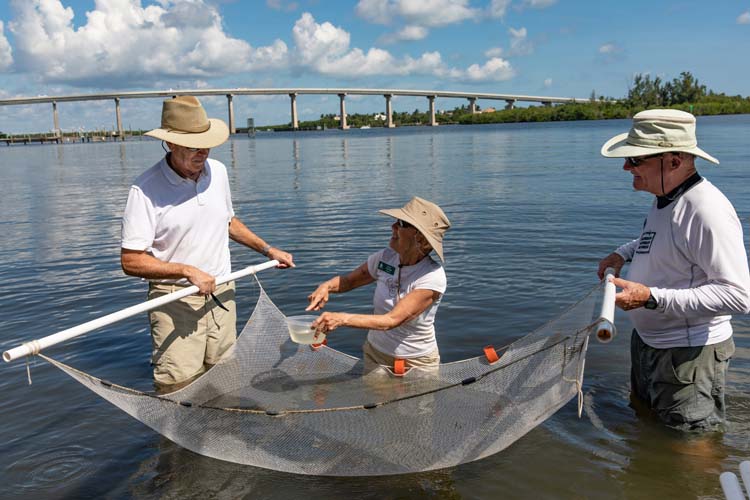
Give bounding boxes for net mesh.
[41,280,605,476]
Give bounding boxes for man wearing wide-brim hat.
[121,96,294,393]
[597,109,750,430]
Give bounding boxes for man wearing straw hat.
[121,96,294,392]
[597,109,750,430]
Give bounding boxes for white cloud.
[461,57,515,82]
[380,24,429,43]
[355,0,393,24]
[543,78,552,87]
[356,0,478,27]
[266,0,299,12]
[0,21,13,70]
[521,0,557,8]
[598,42,624,63]
[391,24,429,41]
[599,43,619,54]
[291,13,513,81]
[484,46,503,58]
[488,0,512,18]
[738,11,750,24]
[508,27,533,56]
[7,0,288,87]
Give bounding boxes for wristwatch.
[261,244,272,256]
[644,292,658,310]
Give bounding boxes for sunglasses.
[397,219,414,229]
[626,153,663,167]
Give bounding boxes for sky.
[0,0,748,133]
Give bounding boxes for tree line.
[265,71,750,129]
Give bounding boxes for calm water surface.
[1,116,749,499]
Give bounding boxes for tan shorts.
[362,340,440,375]
[148,281,236,387]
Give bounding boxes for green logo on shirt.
[378,261,395,275]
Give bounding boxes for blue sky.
[0,0,748,133]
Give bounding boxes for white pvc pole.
[3,260,279,362]
[720,472,746,500]
[596,268,617,343]
[741,461,750,497]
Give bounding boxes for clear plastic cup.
[286,315,326,345]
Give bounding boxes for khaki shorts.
[363,340,440,375]
[630,329,734,430]
[149,281,236,387]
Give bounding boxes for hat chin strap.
[660,155,666,196]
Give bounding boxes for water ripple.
[6,445,96,492]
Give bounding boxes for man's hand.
[612,277,651,311]
[267,247,295,268]
[185,266,216,295]
[598,252,626,280]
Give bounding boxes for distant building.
[482,107,496,113]
[373,113,386,121]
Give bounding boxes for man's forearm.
[121,250,192,280]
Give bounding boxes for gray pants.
[630,330,734,430]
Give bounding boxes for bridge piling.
[227,94,235,134]
[384,94,394,128]
[505,99,516,110]
[428,96,437,126]
[115,97,124,141]
[338,93,349,130]
[468,97,477,114]
[52,101,60,137]
[289,93,298,130]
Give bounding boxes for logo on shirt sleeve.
[377,261,395,275]
[636,232,656,254]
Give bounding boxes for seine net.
[41,280,605,476]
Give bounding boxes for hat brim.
[145,118,229,149]
[601,132,719,165]
[379,209,445,262]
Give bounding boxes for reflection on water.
[1,117,750,498]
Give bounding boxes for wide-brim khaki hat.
[145,95,229,149]
[601,109,719,164]
[380,196,451,262]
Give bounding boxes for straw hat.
[145,96,229,149]
[380,196,451,262]
[601,109,719,164]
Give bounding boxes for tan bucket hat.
[145,96,229,149]
[380,196,451,262]
[601,109,719,164]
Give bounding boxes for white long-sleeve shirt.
[616,178,750,348]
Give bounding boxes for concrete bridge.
[0,88,592,139]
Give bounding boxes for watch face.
[645,295,658,310]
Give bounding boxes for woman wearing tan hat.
[307,196,450,373]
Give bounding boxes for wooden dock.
[2,132,127,146]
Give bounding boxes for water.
[1,116,749,498]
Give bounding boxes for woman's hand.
[311,312,351,336]
[306,282,331,311]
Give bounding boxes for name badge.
[378,261,395,275]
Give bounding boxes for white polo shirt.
[121,156,235,284]
[365,248,447,358]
